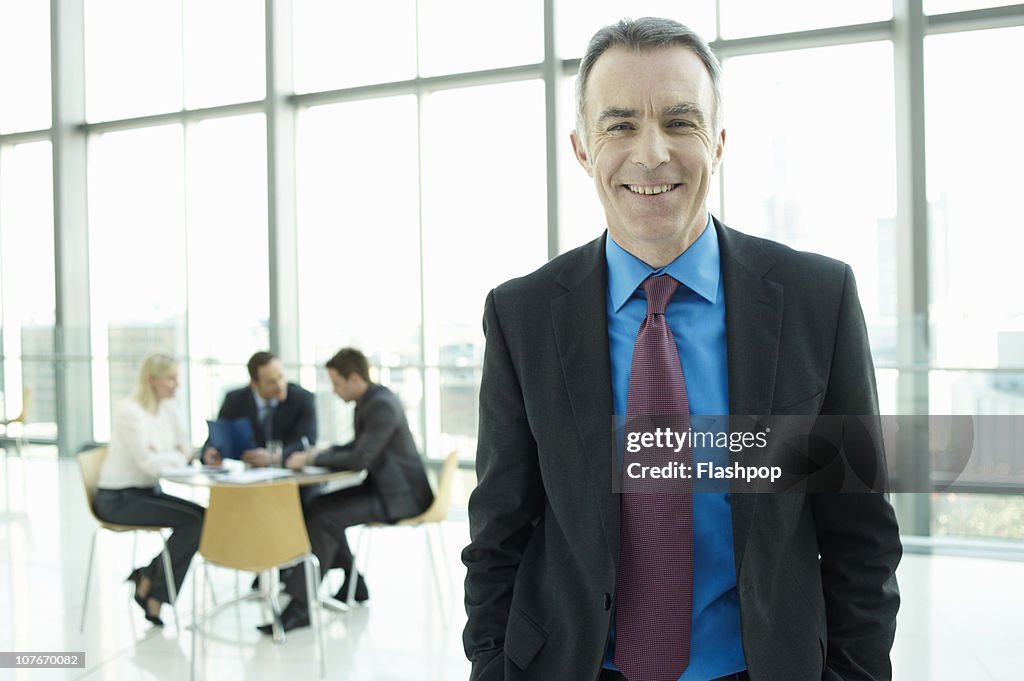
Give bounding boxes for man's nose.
[630,126,670,170]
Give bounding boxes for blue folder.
[206,417,256,460]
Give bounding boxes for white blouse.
[97,399,192,489]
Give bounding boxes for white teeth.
[627,184,674,195]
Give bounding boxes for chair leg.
[266,569,286,643]
[425,525,448,623]
[204,562,217,606]
[159,532,181,636]
[346,526,372,606]
[1,446,8,512]
[432,522,454,599]
[191,555,201,681]
[304,555,326,678]
[79,529,98,632]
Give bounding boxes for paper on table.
[161,466,204,477]
[214,468,295,484]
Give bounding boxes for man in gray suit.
[462,17,901,681]
[261,347,434,633]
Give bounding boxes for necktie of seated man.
[263,404,275,442]
[614,274,694,681]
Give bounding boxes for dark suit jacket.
[210,383,317,458]
[462,220,902,681]
[314,383,434,522]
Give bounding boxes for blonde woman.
[93,353,204,626]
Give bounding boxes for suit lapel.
[717,220,784,573]
[546,225,786,569]
[550,235,621,561]
[354,386,373,438]
[245,390,262,443]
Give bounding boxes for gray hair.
[574,17,723,147]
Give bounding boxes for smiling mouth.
[625,183,680,195]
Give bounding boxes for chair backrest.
[16,387,31,424]
[200,480,310,573]
[78,447,108,520]
[409,450,459,525]
[2,386,31,426]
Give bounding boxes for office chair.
[1,387,32,458]
[190,480,325,680]
[345,450,459,611]
[78,447,181,634]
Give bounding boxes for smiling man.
[571,43,723,268]
[463,17,901,681]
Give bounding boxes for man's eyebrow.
[596,107,636,126]
[595,103,707,126]
[664,103,705,121]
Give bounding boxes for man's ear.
[712,127,726,174]
[570,130,593,177]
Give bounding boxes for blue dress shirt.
[252,389,278,438]
[603,215,747,680]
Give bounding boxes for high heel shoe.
[126,569,164,626]
[143,607,164,627]
[126,568,148,609]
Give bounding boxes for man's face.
[327,367,359,403]
[253,359,288,401]
[571,46,725,263]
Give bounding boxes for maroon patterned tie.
[614,274,694,681]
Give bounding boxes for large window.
[0,142,55,437]
[420,80,548,455]
[292,0,416,93]
[718,0,891,38]
[722,41,898,367]
[84,0,264,122]
[925,27,1024,377]
[185,114,270,440]
[923,26,1024,539]
[87,125,188,441]
[0,1,50,134]
[557,0,715,59]
[5,1,1024,549]
[296,96,421,445]
[925,0,1022,13]
[417,0,544,75]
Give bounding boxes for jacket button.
[603,593,611,611]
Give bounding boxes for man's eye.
[607,123,633,132]
[668,120,696,128]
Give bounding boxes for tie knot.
[642,274,680,315]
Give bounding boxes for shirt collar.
[606,213,721,312]
[356,383,378,410]
[251,388,278,411]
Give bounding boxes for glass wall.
[184,114,270,440]
[295,95,421,445]
[922,26,1024,539]
[721,41,899,365]
[0,142,56,439]
[0,0,54,439]
[1,1,1022,548]
[0,1,50,134]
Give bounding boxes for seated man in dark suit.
[203,351,317,467]
[259,347,435,633]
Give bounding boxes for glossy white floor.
[2,450,1023,681]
